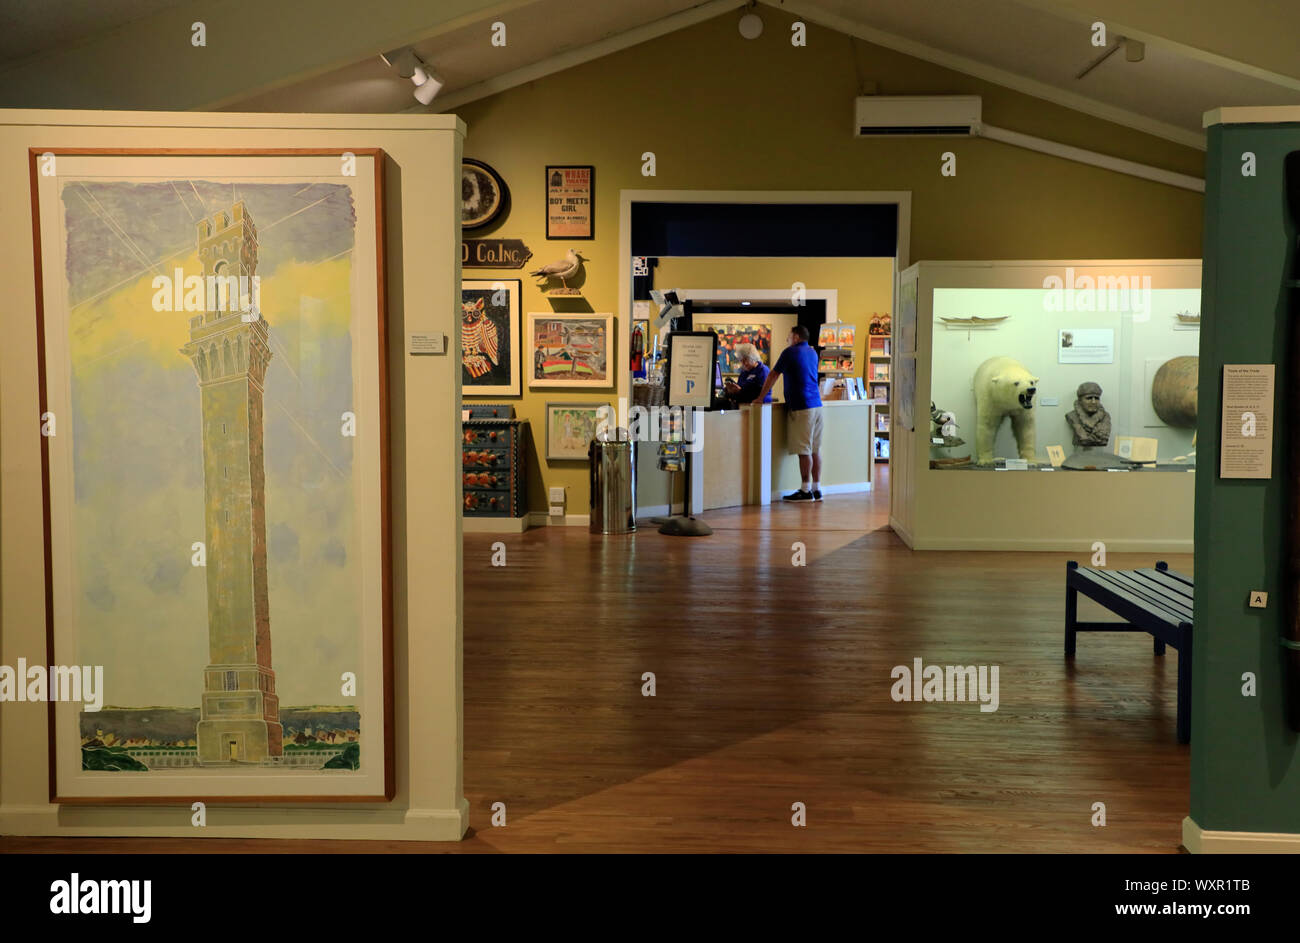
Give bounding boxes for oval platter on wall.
[462,158,508,229]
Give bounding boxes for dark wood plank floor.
[1,467,1191,853]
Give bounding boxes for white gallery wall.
[0,110,467,840]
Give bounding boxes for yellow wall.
[452,9,1203,516]
[0,110,467,840]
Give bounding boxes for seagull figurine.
[530,249,587,291]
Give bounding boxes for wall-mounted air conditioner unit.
[854,95,982,137]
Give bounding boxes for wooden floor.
[2,467,1192,853]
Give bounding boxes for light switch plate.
[549,486,566,504]
[1249,591,1268,608]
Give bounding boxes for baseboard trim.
[462,515,530,534]
[0,800,470,842]
[527,511,590,527]
[818,481,871,495]
[637,503,684,519]
[1183,816,1300,853]
[909,537,1193,552]
[889,515,915,549]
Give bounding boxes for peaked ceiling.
[1,0,1296,149]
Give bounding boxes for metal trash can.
[589,432,636,534]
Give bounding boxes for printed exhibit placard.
[1220,364,1275,479]
[546,165,594,239]
[1058,328,1114,364]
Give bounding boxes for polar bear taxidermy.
[972,356,1039,465]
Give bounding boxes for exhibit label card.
[1220,364,1275,479]
[1058,328,1114,364]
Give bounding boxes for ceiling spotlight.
[1125,38,1145,62]
[413,68,444,105]
[382,47,443,105]
[738,12,763,39]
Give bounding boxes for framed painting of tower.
[29,149,395,802]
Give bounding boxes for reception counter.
[636,399,877,515]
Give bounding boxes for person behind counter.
[722,343,772,405]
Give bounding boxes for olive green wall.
[1191,119,1300,835]
[453,8,1204,515]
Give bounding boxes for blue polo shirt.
[773,341,822,410]
[733,362,772,404]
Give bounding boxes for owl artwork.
[461,297,499,380]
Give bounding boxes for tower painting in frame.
[29,148,395,802]
[461,278,521,396]
[527,313,613,388]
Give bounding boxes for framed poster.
[545,402,608,461]
[666,331,718,409]
[461,158,508,230]
[695,322,771,377]
[896,355,916,430]
[30,149,394,802]
[527,312,613,387]
[545,165,594,239]
[461,278,521,395]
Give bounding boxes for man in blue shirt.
[723,343,772,405]
[758,325,823,501]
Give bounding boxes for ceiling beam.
[772,0,1207,149]
[0,0,534,111]
[422,0,749,115]
[1016,0,1300,86]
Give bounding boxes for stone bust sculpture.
[1066,381,1111,448]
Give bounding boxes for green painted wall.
[1192,120,1300,832]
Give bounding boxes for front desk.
[695,400,876,511]
[634,399,877,516]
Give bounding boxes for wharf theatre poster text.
[547,166,592,239]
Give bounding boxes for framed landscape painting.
[461,278,521,396]
[30,149,394,802]
[527,313,613,388]
[545,402,608,461]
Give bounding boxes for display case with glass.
[927,276,1200,473]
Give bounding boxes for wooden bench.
[1064,560,1194,743]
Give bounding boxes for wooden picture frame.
[30,148,394,802]
[545,402,609,461]
[461,278,521,396]
[527,313,613,388]
[545,165,594,239]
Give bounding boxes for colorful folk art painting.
[527,313,613,388]
[697,322,772,378]
[461,279,521,396]
[33,152,392,800]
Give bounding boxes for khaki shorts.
[787,406,823,455]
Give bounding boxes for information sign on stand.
[666,331,718,409]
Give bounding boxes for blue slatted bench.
[1064,560,1194,743]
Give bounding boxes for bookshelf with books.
[868,335,890,463]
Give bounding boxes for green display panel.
[1193,120,1300,833]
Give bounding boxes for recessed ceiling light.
[738,12,763,40]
